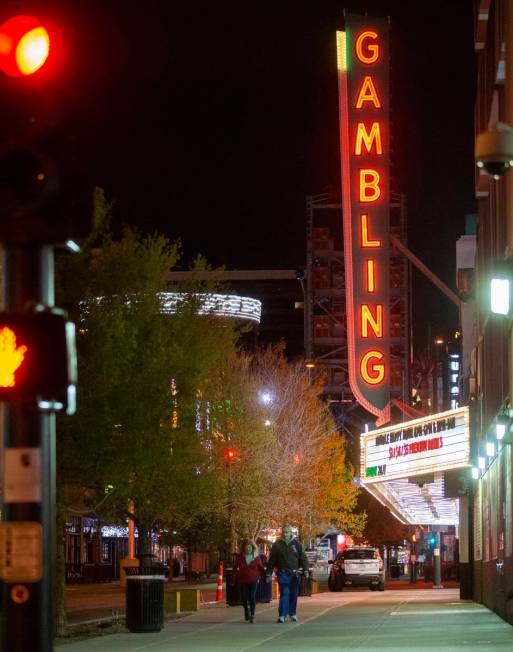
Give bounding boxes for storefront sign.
[337,15,390,423]
[361,406,470,483]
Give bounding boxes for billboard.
[337,16,390,423]
[360,406,470,484]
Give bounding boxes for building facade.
[467,0,513,624]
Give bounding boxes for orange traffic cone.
[216,561,224,602]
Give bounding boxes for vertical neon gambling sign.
[337,16,390,425]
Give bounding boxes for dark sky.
[21,0,478,352]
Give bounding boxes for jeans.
[241,581,258,618]
[277,571,300,617]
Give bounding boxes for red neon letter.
[355,76,381,109]
[355,122,383,155]
[360,214,381,247]
[361,304,383,338]
[360,350,385,385]
[355,30,379,64]
[366,260,376,293]
[359,169,381,203]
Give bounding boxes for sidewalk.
[65,578,218,625]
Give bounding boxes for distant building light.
[434,337,444,345]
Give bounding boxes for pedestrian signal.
[0,308,77,412]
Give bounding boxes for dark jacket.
[266,537,309,575]
[231,553,265,585]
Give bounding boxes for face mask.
[283,529,293,542]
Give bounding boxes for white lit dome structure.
[159,292,261,324]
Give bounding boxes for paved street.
[60,588,513,651]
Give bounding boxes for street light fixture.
[259,391,272,405]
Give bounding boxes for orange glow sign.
[0,326,27,388]
[337,15,390,424]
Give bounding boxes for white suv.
[328,546,385,591]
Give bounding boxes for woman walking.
[231,540,265,623]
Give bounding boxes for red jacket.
[231,553,265,585]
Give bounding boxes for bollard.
[216,562,224,602]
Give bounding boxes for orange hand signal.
[0,326,28,388]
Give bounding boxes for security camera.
[476,122,513,179]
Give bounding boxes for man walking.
[266,523,309,623]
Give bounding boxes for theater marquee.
[337,15,390,423]
[361,406,470,484]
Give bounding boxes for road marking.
[390,608,489,616]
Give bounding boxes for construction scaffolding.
[304,192,412,429]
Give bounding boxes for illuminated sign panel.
[337,16,390,423]
[360,407,470,483]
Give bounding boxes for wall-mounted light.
[471,467,480,480]
[486,441,495,457]
[478,456,486,470]
[496,413,510,440]
[489,261,513,316]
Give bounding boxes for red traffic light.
[0,15,50,77]
[226,448,236,461]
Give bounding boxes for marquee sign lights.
[360,406,470,484]
[337,16,390,423]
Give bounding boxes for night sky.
[20,1,478,353]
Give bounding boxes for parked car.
[328,546,385,591]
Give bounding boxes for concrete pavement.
[59,588,513,651]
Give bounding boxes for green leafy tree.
[55,190,236,630]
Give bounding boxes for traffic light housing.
[0,9,93,245]
[0,308,77,412]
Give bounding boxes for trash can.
[225,569,243,606]
[125,556,166,632]
[389,564,400,579]
[256,577,272,603]
[298,571,312,597]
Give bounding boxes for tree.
[55,190,237,629]
[202,346,365,550]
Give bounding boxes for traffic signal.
[0,9,93,246]
[0,308,77,412]
[0,15,51,77]
[225,448,236,461]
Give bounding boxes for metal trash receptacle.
[125,560,165,632]
[255,577,272,603]
[298,572,312,597]
[225,569,243,606]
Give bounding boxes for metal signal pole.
[1,244,56,652]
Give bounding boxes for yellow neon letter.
[355,75,382,109]
[355,30,379,64]
[355,122,383,155]
[361,304,383,338]
[366,260,376,293]
[360,350,385,385]
[360,214,381,247]
[359,169,381,203]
